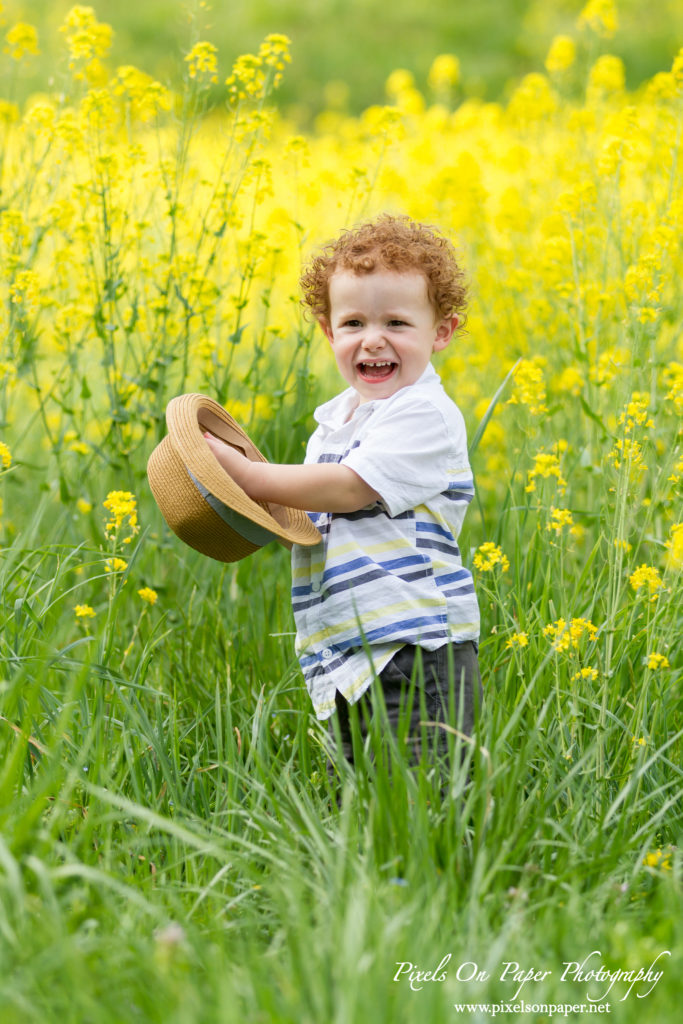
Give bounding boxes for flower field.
[0,4,681,1021]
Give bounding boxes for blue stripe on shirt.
[417,537,462,556]
[416,520,456,540]
[323,553,426,581]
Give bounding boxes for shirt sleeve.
[341,395,469,517]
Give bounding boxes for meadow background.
[1,1,682,1021]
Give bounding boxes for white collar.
[314,363,441,429]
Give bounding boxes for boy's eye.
[388,319,406,327]
[343,319,362,327]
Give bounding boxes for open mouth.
[357,360,398,382]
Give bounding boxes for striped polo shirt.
[291,363,480,720]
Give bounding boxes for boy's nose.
[362,328,387,351]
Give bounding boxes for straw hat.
[147,393,321,562]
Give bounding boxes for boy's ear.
[318,316,334,345]
[432,313,460,352]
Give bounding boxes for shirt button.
[311,580,321,592]
[322,648,333,659]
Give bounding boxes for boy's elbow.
[337,469,380,512]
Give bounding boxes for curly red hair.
[300,214,467,323]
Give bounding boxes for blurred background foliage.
[4,0,683,121]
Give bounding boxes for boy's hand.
[203,431,293,550]
[203,432,253,492]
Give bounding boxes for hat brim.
[147,393,321,562]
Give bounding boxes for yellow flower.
[665,523,683,570]
[663,362,683,415]
[4,22,40,60]
[553,366,584,397]
[9,270,41,313]
[0,99,19,122]
[77,498,92,514]
[225,36,289,103]
[667,458,683,485]
[643,849,672,870]
[578,0,618,39]
[386,69,415,100]
[137,587,158,605]
[103,490,138,540]
[543,617,598,653]
[105,557,128,573]
[227,54,264,101]
[526,450,568,496]
[0,441,11,469]
[258,33,291,90]
[589,346,629,386]
[545,36,576,74]
[0,361,18,386]
[608,437,645,473]
[508,357,548,416]
[547,507,575,533]
[673,46,683,89]
[74,604,96,618]
[506,632,529,649]
[112,66,173,123]
[646,71,678,101]
[571,667,598,681]
[629,564,663,599]
[59,6,113,82]
[184,41,218,84]
[508,73,557,123]
[473,542,510,573]
[569,618,598,644]
[618,392,654,433]
[428,54,460,94]
[646,652,670,670]
[588,55,625,93]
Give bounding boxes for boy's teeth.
[359,360,396,379]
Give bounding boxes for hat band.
[187,469,279,547]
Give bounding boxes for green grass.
[1,410,681,1021]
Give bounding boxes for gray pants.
[327,641,481,769]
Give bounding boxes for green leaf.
[468,358,520,457]
[579,396,610,438]
[59,472,71,504]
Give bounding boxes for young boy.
[205,214,481,773]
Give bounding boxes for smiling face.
[319,269,458,404]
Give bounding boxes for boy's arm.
[204,434,380,514]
